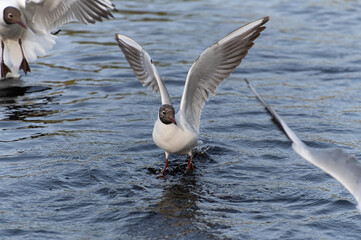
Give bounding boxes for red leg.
[18,39,31,74]
[1,41,11,78]
[157,153,169,178]
[186,152,194,171]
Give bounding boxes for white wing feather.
[22,0,114,33]
[179,17,269,133]
[246,80,361,210]
[115,34,172,105]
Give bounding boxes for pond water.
[1,0,361,239]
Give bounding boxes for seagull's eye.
[8,13,13,18]
[162,111,166,115]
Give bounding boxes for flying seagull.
[0,0,115,79]
[246,79,361,211]
[115,17,269,177]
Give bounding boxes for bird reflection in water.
[0,77,53,121]
[127,175,213,239]
[127,150,216,239]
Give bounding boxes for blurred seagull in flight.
[246,79,361,212]
[115,17,269,177]
[0,0,114,79]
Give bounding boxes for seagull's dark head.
[3,7,26,29]
[159,104,177,125]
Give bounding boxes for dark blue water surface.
[1,0,361,239]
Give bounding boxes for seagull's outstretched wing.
[178,17,269,133]
[22,0,114,33]
[246,79,361,210]
[115,34,172,105]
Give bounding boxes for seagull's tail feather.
[246,79,361,211]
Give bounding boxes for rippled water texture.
[1,0,361,239]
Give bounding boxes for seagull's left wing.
[179,17,269,133]
[246,79,361,211]
[22,0,114,33]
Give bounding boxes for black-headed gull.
[246,79,361,211]
[115,17,269,177]
[0,0,114,79]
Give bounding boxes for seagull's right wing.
[115,34,172,105]
[246,79,361,210]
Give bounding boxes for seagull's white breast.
[152,118,198,155]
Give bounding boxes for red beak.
[16,21,27,30]
[169,118,177,125]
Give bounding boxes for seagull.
[115,17,269,177]
[246,79,361,212]
[0,0,114,79]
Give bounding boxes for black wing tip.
[262,16,270,24]
[254,16,270,27]
[115,33,122,46]
[85,1,115,23]
[249,16,270,28]
[114,33,127,46]
[245,79,293,142]
[252,16,270,30]
[248,16,270,32]
[218,16,270,45]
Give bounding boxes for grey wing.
[24,0,114,33]
[295,146,361,209]
[115,34,172,105]
[179,17,269,133]
[246,79,361,210]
